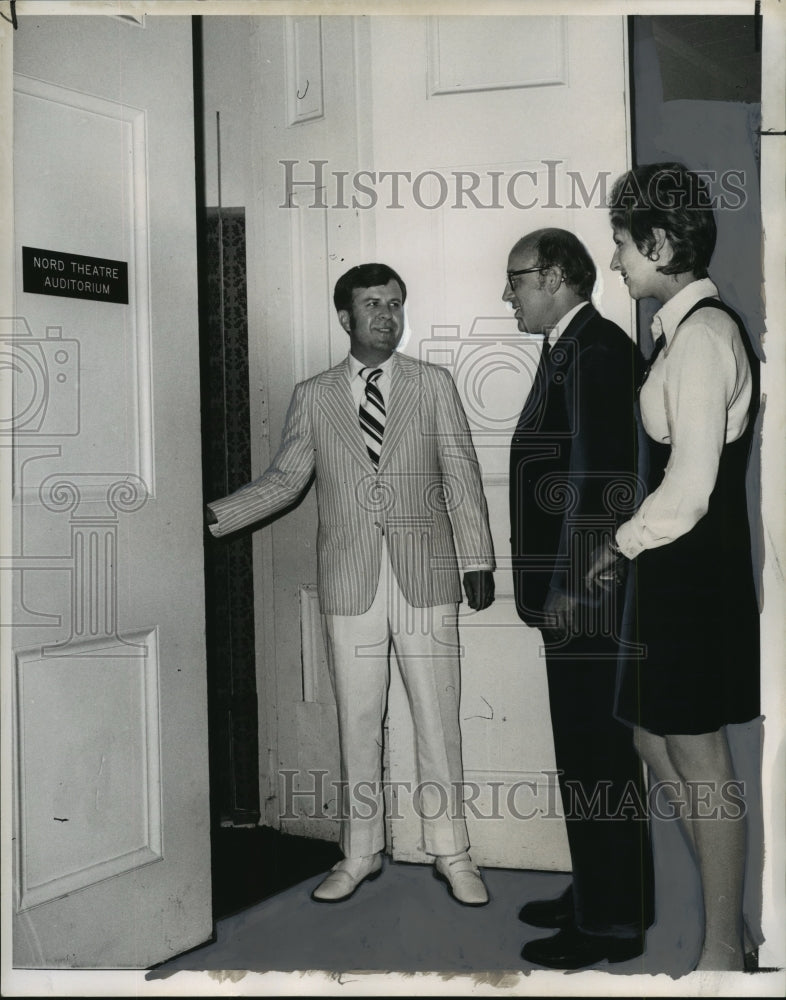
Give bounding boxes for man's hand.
[543,588,582,637]
[205,505,218,527]
[585,539,624,595]
[462,570,495,611]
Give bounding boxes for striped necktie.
[359,367,385,468]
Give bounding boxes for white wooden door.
[372,15,635,869]
[198,14,632,867]
[7,15,212,967]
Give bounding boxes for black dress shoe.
[518,885,573,928]
[521,926,644,970]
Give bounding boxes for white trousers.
[323,540,470,859]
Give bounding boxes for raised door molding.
[428,16,568,96]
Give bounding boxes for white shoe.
[434,852,489,906]
[311,853,383,903]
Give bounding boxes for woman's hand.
[585,538,625,594]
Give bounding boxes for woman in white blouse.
[587,162,760,971]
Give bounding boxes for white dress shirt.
[615,278,753,559]
[348,351,395,409]
[547,300,589,343]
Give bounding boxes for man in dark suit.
[505,229,654,968]
[208,263,495,906]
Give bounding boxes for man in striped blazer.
[207,262,495,905]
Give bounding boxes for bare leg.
[633,726,750,969]
[633,725,697,854]
[666,729,745,971]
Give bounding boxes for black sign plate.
[22,247,129,304]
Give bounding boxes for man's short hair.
[517,229,597,300]
[333,263,407,314]
[608,162,717,278]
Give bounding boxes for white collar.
[549,301,589,342]
[651,277,719,344]
[348,351,396,378]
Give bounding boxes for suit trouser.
[543,634,655,937]
[323,540,470,859]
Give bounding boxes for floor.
[145,815,770,989]
[130,717,780,998]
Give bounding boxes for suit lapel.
[316,358,372,471]
[515,304,594,433]
[559,302,595,345]
[549,303,594,388]
[515,338,552,433]
[377,353,420,471]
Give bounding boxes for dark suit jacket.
[509,303,644,640]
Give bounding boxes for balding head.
[510,229,596,301]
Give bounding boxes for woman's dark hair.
[333,263,407,314]
[609,162,717,277]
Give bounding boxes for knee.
[667,729,732,782]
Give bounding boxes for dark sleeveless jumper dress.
[615,299,761,736]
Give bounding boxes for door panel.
[202,14,632,870]
[371,15,634,868]
[8,16,211,968]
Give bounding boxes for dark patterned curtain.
[203,207,260,826]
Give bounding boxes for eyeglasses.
[506,265,545,287]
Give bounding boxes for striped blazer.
[209,352,495,615]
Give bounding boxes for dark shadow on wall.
[630,15,763,356]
